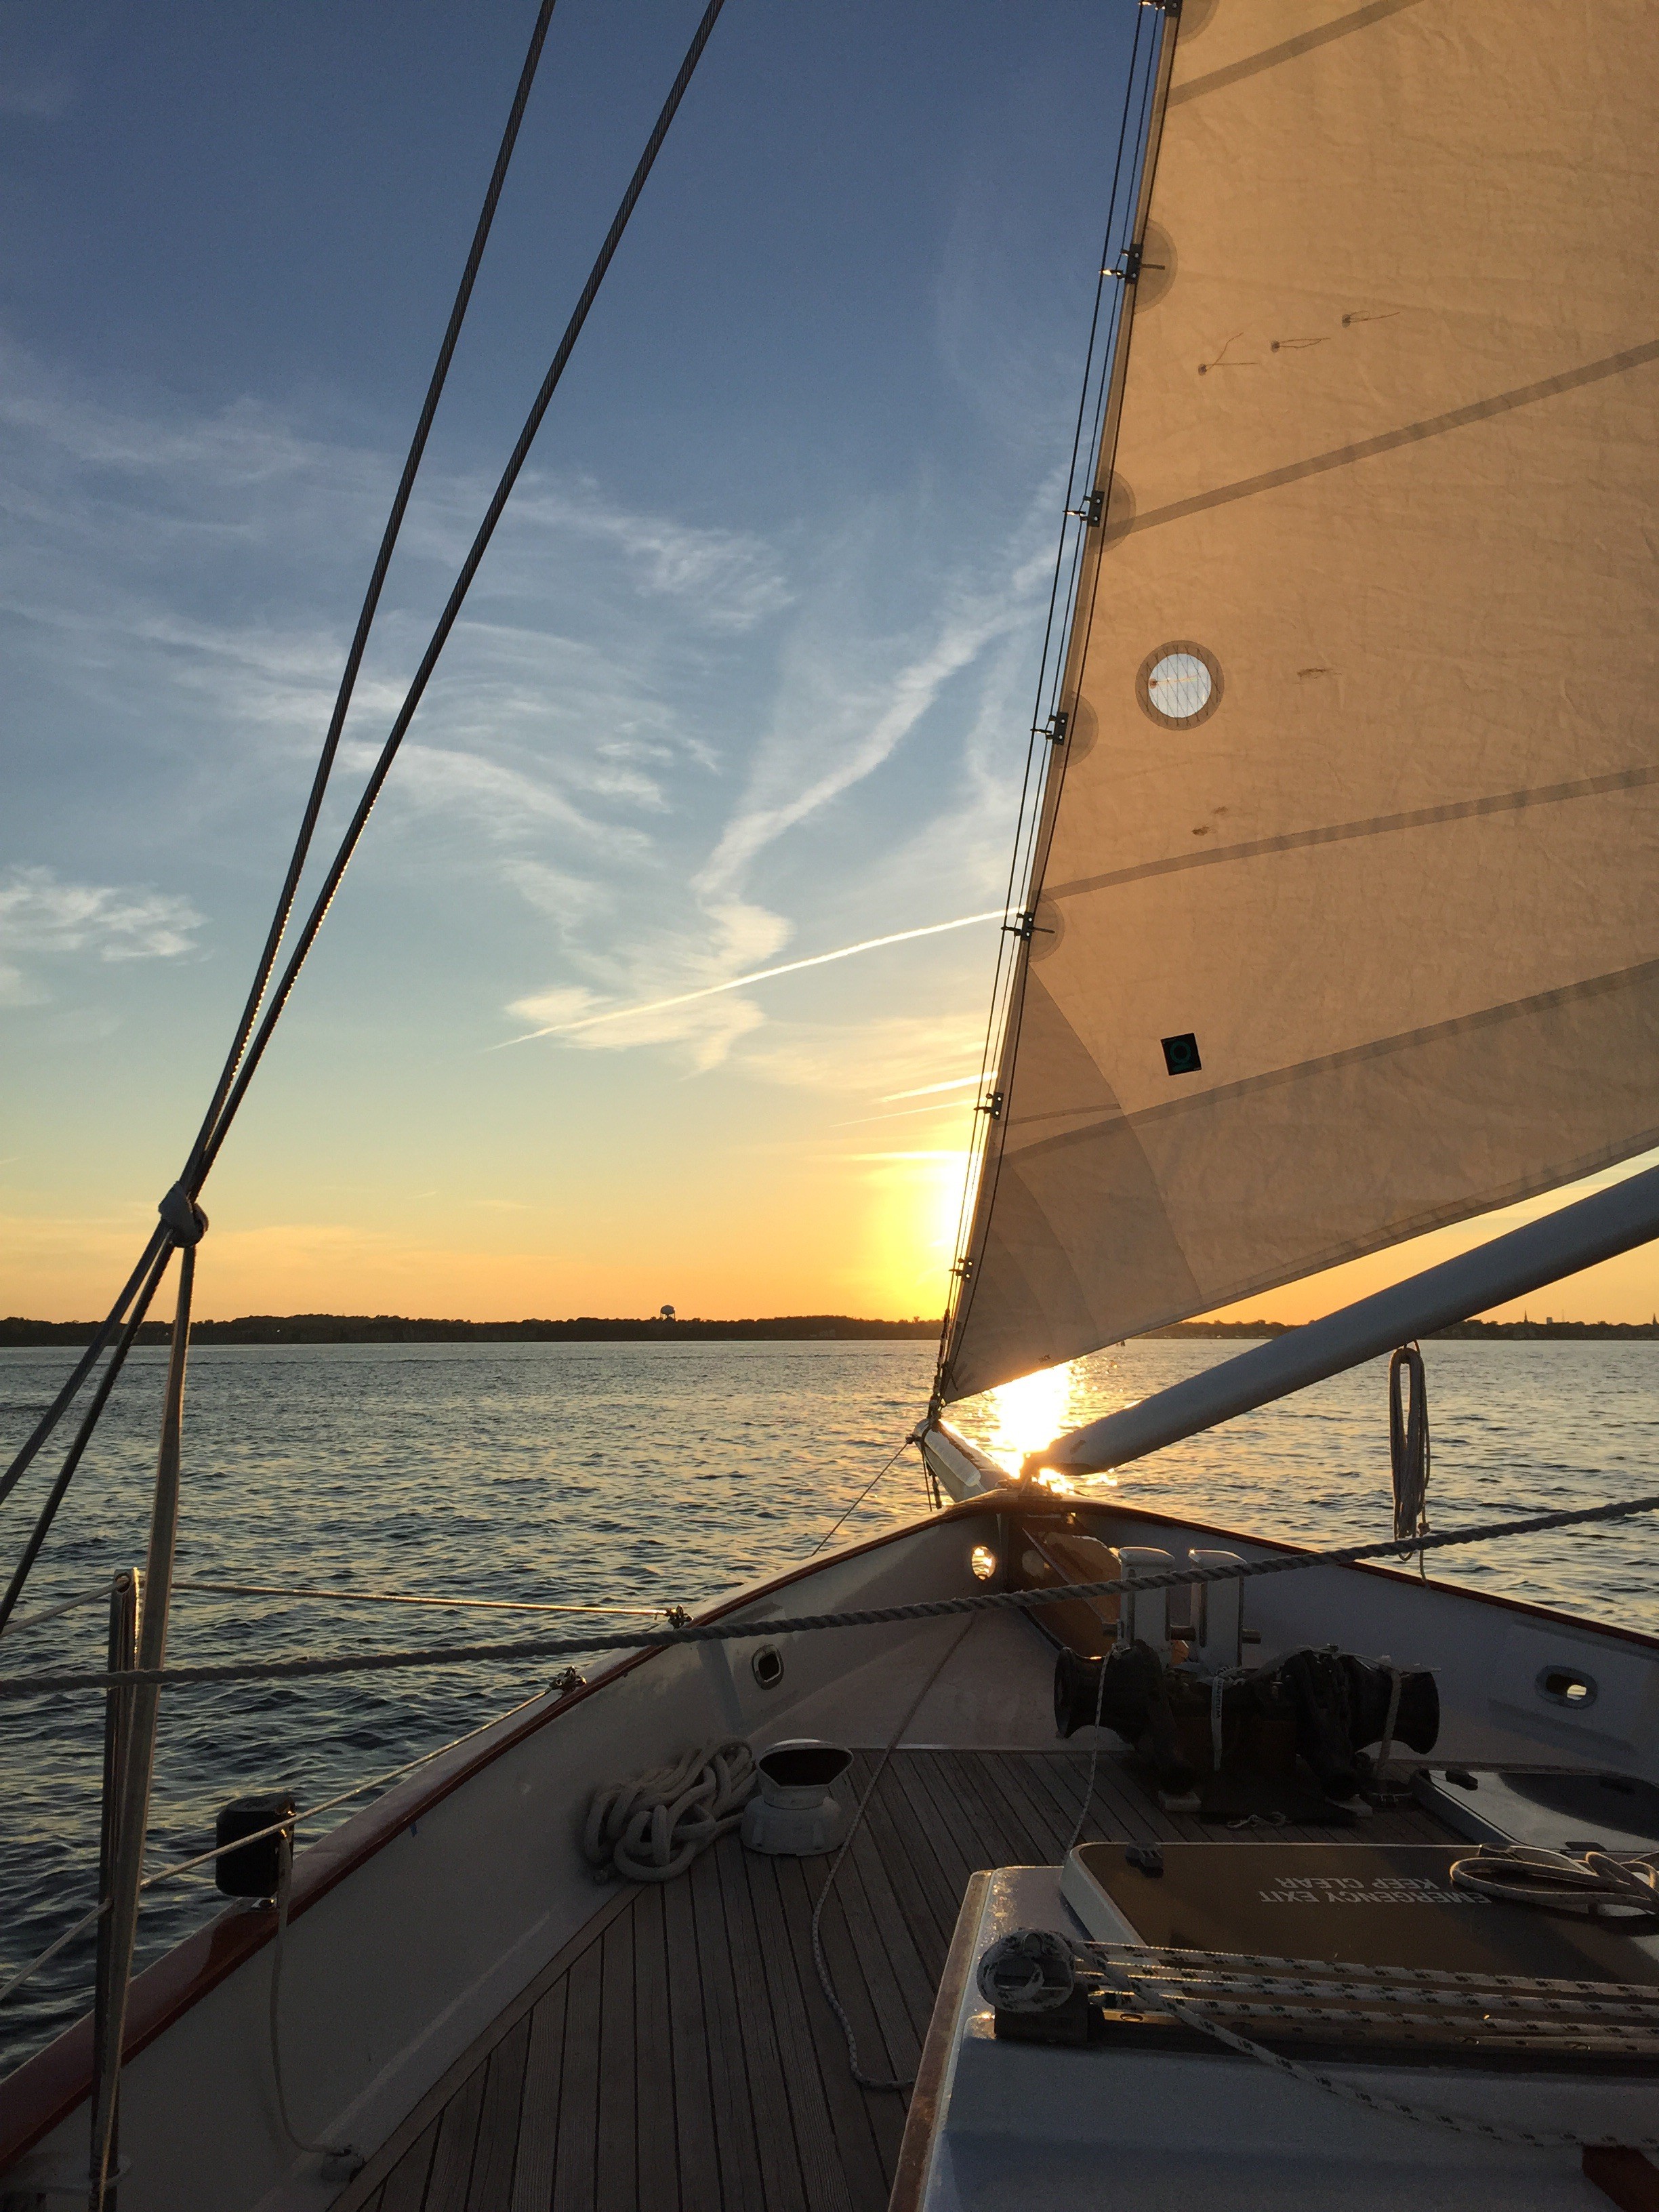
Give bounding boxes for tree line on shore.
[1,1313,1654,1347]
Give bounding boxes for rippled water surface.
[3,1334,1655,2074]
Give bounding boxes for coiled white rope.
[1449,1843,1659,1917]
[582,1740,755,1883]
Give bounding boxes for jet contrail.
[880,1071,987,1102]
[501,909,1004,1045]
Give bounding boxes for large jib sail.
[942,0,1659,1403]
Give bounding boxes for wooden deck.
[335,1749,1455,2212]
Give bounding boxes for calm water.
[2,1335,1656,2074]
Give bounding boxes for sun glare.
[985,1361,1078,1474]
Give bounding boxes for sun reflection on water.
[985,1361,1080,1474]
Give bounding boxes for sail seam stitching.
[1043,764,1659,903]
[1003,956,1659,1153]
[1119,339,1659,541]
[1168,0,1432,109]
[1056,1132,1659,1361]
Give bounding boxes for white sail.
[943,0,1659,1401]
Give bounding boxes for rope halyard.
[811,1614,982,2088]
[5,1485,1658,1700]
[1071,1941,1659,2149]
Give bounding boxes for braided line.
[5,1487,1658,1698]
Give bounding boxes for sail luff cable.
[178,0,566,1193]
[935,3,1176,1403]
[934,5,1158,1396]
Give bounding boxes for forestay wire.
[0,3,565,1532]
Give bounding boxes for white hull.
[3,1483,1655,2209]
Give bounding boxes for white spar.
[1031,1164,1659,1477]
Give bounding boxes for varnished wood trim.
[1584,2146,1659,2209]
[887,1869,990,2212]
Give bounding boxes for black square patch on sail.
[1162,1031,1202,1076]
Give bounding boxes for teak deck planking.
[337,1750,1454,2212]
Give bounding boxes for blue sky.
[2,0,1145,1319]
[7,0,1651,1330]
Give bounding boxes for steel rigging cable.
[0,0,565,1529]
[0,0,729,1594]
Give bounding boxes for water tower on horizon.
[659,1305,676,1322]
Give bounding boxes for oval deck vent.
[1537,1664,1598,1709]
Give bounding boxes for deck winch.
[1055,1643,1439,1809]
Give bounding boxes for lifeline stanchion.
[89,1568,140,2210]
[89,1216,201,2212]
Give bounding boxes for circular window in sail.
[1137,642,1223,729]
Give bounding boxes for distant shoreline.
[0,1313,939,1347]
[1,1313,1654,1348]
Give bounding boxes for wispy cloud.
[493,473,1064,1076]
[695,589,1026,902]
[339,739,649,851]
[0,863,203,1005]
[507,481,792,633]
[882,1073,986,1101]
[0,342,802,985]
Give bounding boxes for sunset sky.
[4,0,1656,1333]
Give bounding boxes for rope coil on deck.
[583,1740,755,1883]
